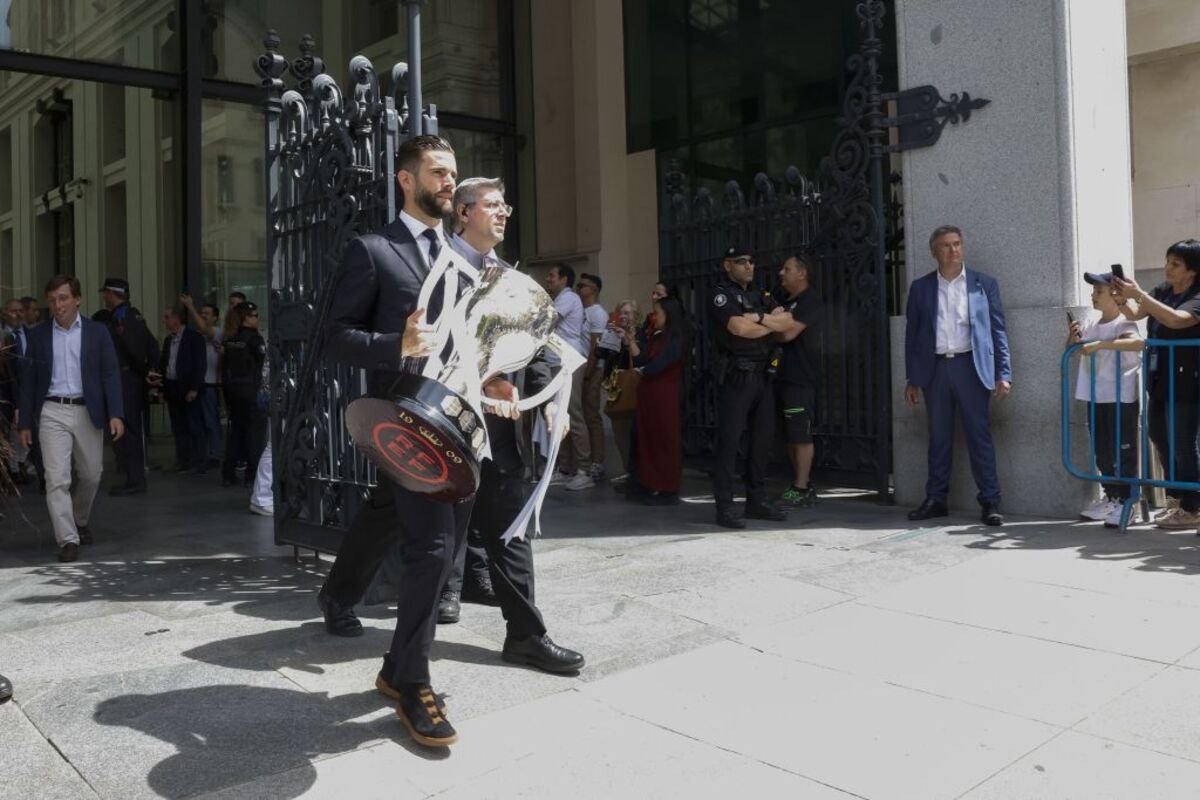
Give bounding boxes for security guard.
[708,245,792,529]
[96,278,160,495]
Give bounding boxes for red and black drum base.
[345,373,485,503]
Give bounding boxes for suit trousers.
[114,371,146,488]
[446,523,489,594]
[712,370,775,511]
[39,402,103,546]
[165,381,204,469]
[923,354,1001,505]
[450,467,545,638]
[200,386,222,462]
[323,478,475,686]
[1147,392,1200,512]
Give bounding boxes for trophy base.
[345,374,483,503]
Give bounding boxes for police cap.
[100,277,130,296]
[722,244,752,260]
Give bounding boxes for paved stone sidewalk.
[4,471,1200,799]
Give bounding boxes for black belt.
[732,358,769,372]
[45,396,86,406]
[936,350,972,360]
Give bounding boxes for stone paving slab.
[1075,665,1200,763]
[582,640,1059,800]
[738,601,1165,727]
[962,731,1200,800]
[1,699,99,800]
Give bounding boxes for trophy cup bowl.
[346,264,558,502]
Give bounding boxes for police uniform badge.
[713,293,727,308]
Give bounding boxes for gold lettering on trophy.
[445,449,463,465]
[418,426,443,447]
[397,410,414,425]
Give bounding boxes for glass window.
[200,99,268,329]
[0,0,177,72]
[212,1,508,121]
[0,71,178,319]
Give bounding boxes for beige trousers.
[559,367,591,474]
[581,368,606,469]
[39,402,104,546]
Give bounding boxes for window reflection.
[0,0,177,72]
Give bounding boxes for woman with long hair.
[220,302,267,488]
[629,294,687,504]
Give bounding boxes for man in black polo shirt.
[774,254,822,507]
[708,244,793,529]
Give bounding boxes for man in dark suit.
[17,275,124,562]
[316,135,519,748]
[904,225,1012,526]
[433,176,585,674]
[96,278,160,495]
[2,298,30,481]
[155,307,207,473]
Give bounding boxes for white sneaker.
[1153,497,1181,525]
[548,470,573,486]
[1159,508,1200,530]
[249,503,274,517]
[564,470,596,491]
[1103,501,1124,528]
[1080,497,1109,521]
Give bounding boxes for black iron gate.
[661,1,899,494]
[256,32,423,553]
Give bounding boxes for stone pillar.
[890,0,1134,518]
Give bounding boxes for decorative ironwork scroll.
[256,31,406,553]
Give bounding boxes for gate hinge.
[879,85,990,153]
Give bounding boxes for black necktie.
[422,228,441,266]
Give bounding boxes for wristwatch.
[757,311,765,325]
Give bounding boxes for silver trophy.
[346,250,580,505]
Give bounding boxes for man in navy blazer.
[156,307,208,472]
[904,226,1012,526]
[18,275,124,562]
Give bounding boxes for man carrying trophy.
[439,177,586,673]
[316,136,497,748]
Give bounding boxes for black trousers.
[1148,392,1200,511]
[448,466,545,639]
[1089,401,1138,501]
[164,381,204,469]
[712,370,776,511]
[323,479,475,686]
[222,392,266,482]
[114,371,146,487]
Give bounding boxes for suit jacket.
[159,327,207,395]
[0,325,29,415]
[328,217,468,398]
[18,317,124,433]
[904,267,1012,391]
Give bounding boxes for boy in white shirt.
[1068,271,1144,526]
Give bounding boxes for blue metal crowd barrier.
[1061,338,1200,533]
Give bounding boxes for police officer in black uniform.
[96,278,160,496]
[708,245,792,529]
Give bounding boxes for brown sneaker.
[396,685,457,747]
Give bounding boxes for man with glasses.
[577,273,608,483]
[708,245,792,529]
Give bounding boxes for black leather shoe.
[460,574,499,607]
[745,500,788,522]
[58,543,78,563]
[715,508,746,529]
[109,483,147,496]
[396,684,457,747]
[0,673,11,704]
[78,526,93,545]
[502,633,585,674]
[981,503,1004,527]
[317,590,363,637]
[908,498,949,521]
[437,590,461,624]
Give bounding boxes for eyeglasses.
[467,201,514,217]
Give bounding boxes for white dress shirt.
[166,332,182,380]
[48,314,84,398]
[399,209,447,269]
[935,268,971,355]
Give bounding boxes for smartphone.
[1110,263,1125,280]
[1066,310,1081,340]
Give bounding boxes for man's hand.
[770,306,788,316]
[185,390,198,403]
[483,378,521,420]
[110,417,125,441]
[904,384,920,407]
[179,292,194,309]
[401,308,436,359]
[18,428,31,450]
[146,369,162,387]
[543,401,569,439]
[993,380,1012,400]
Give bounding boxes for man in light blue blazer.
[904,225,1012,526]
[18,275,124,562]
